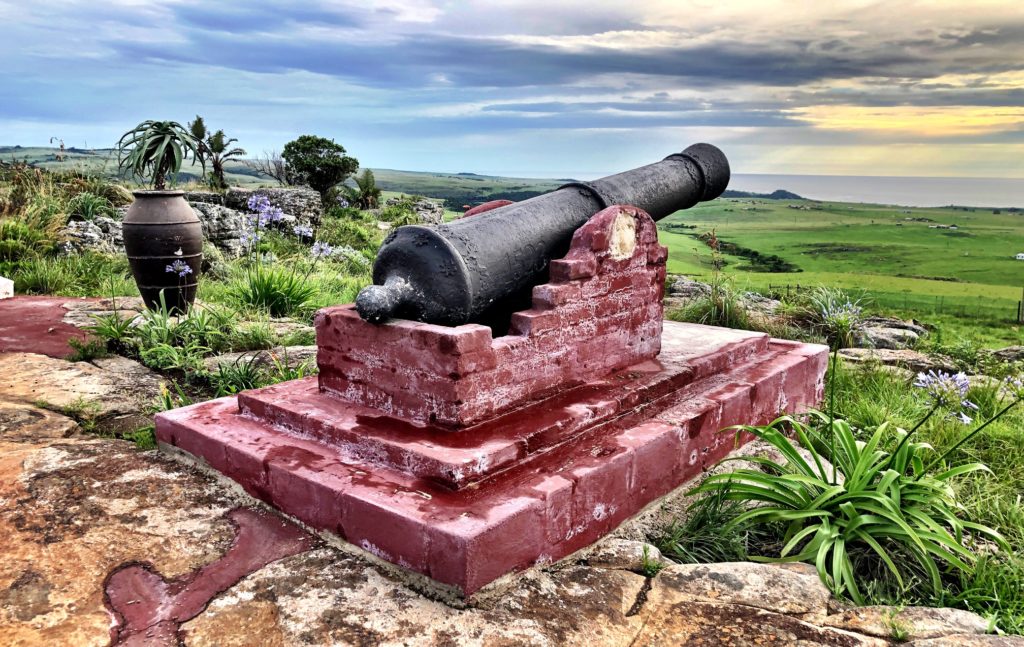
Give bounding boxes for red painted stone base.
[157,322,826,595]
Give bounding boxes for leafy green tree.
[343,169,382,209]
[282,135,358,199]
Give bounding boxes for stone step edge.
[235,345,795,491]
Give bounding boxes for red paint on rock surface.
[104,507,313,646]
[0,296,93,358]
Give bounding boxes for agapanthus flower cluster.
[914,370,979,424]
[246,193,284,227]
[336,197,350,208]
[242,193,287,253]
[310,241,334,259]
[1002,374,1024,401]
[819,299,864,349]
[821,300,864,328]
[165,259,192,278]
[335,244,369,267]
[293,224,314,238]
[247,194,272,213]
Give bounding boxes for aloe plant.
[116,120,205,190]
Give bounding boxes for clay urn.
[122,190,203,312]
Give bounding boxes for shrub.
[14,256,80,294]
[67,337,110,362]
[0,219,52,261]
[67,191,116,221]
[691,414,1008,605]
[230,321,278,351]
[651,486,752,564]
[210,356,268,396]
[233,264,316,317]
[668,273,751,330]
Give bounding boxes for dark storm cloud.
[172,3,363,33]
[103,19,1024,96]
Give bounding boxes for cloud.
[0,0,1022,177]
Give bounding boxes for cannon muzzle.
[356,143,730,326]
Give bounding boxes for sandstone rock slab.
[652,561,832,618]
[584,539,667,573]
[0,352,164,433]
[824,605,990,640]
[0,399,78,441]
[202,346,318,374]
[0,436,237,645]
[839,348,957,374]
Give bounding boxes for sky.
[1,0,1023,178]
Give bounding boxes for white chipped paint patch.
[592,503,617,521]
[359,539,393,561]
[609,211,637,261]
[689,449,699,466]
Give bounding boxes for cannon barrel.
[356,143,730,326]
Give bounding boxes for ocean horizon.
[728,173,1023,209]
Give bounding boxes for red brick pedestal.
[156,206,828,595]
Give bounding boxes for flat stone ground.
[2,397,1020,646]
[0,298,1019,645]
[0,296,95,358]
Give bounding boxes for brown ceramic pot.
[122,191,203,312]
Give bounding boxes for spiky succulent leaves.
[691,415,1007,604]
[116,120,205,190]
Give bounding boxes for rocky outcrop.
[991,346,1024,364]
[57,187,323,258]
[59,216,125,254]
[225,186,322,227]
[385,196,445,224]
[838,348,958,375]
[860,316,928,350]
[202,346,318,374]
[191,202,247,257]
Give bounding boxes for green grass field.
[658,198,1024,345]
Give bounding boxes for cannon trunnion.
[356,143,730,326]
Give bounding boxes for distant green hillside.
[0,146,565,205]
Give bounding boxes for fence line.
[763,284,1022,322]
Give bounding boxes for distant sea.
[729,174,1023,209]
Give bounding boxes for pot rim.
[131,189,186,197]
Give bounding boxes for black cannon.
[356,143,730,327]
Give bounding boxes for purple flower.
[247,193,272,213]
[820,301,863,326]
[293,224,314,238]
[240,229,261,246]
[257,206,284,227]
[1002,375,1024,400]
[914,370,978,424]
[310,241,334,258]
[165,259,192,278]
[336,197,350,208]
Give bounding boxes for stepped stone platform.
[157,205,828,596]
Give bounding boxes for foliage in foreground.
[668,360,1024,633]
[692,414,1007,605]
